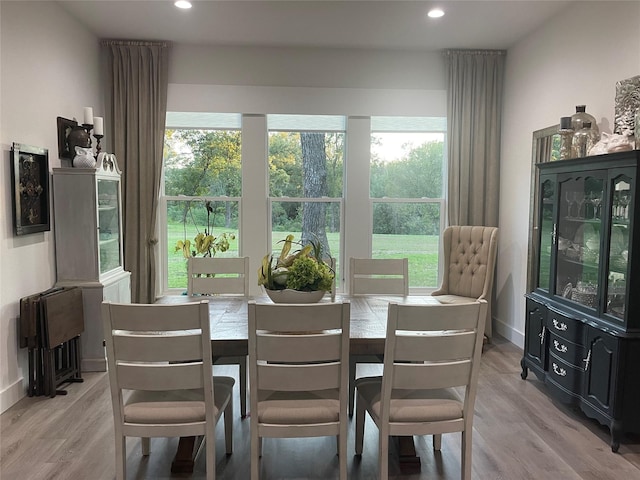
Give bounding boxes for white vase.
[264,289,325,304]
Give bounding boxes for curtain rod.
[442,49,506,56]
[101,40,169,47]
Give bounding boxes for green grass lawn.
[166,224,439,290]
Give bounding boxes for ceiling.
[56,0,572,52]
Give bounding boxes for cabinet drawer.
[548,354,583,393]
[549,333,586,368]
[547,310,584,344]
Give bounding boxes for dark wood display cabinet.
[521,150,640,452]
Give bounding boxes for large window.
[267,115,345,281]
[162,113,242,290]
[370,116,446,288]
[159,112,447,295]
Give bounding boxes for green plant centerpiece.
[258,234,334,302]
[175,200,236,258]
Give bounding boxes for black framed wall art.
[11,143,51,235]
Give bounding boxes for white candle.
[83,107,93,125]
[93,117,104,135]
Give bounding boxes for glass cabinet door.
[97,178,121,274]
[605,174,632,321]
[555,173,604,310]
[537,177,555,292]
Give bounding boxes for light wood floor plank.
[2,336,639,479]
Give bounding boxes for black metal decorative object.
[11,143,50,235]
[56,116,78,160]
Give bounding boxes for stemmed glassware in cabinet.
[589,191,602,219]
[574,191,586,219]
[565,190,575,218]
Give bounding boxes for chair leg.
[224,398,233,455]
[354,391,365,455]
[349,357,357,416]
[205,431,215,480]
[379,433,389,480]
[141,437,150,456]
[433,433,442,451]
[115,435,126,480]
[461,429,471,480]
[250,423,260,480]
[339,424,348,480]
[240,356,247,418]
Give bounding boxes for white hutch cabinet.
[52,154,131,371]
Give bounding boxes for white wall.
[496,0,640,346]
[0,1,102,412]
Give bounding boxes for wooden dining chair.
[188,256,250,417]
[248,301,350,480]
[187,256,250,297]
[354,300,487,480]
[348,257,409,415]
[349,257,409,295]
[102,300,234,480]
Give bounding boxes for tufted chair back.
[432,225,499,338]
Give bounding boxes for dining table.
[156,293,441,474]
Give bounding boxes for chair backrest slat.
[392,360,472,390]
[113,333,203,363]
[257,332,342,363]
[257,362,341,391]
[106,302,205,331]
[394,302,481,331]
[393,331,476,363]
[251,302,346,332]
[117,362,205,391]
[349,258,409,295]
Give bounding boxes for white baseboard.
[0,377,25,414]
[494,317,524,349]
[82,357,107,372]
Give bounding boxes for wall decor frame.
[11,142,51,235]
[614,75,640,136]
[57,116,78,160]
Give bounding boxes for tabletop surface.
[156,294,439,357]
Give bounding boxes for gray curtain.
[102,40,170,303]
[443,49,506,227]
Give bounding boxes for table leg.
[397,436,421,473]
[171,436,204,474]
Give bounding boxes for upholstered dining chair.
[188,256,250,417]
[348,257,409,415]
[102,300,234,480]
[248,301,350,480]
[354,300,488,480]
[432,225,498,339]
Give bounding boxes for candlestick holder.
[93,133,104,157]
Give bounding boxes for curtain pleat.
[444,49,505,227]
[102,40,169,303]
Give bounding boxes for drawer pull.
[552,363,567,377]
[583,350,591,372]
[553,339,567,353]
[552,318,567,331]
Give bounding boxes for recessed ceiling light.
[427,8,445,19]
[175,1,192,9]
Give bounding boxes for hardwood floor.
[2,336,640,479]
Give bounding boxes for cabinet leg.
[610,422,622,453]
[520,358,529,380]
